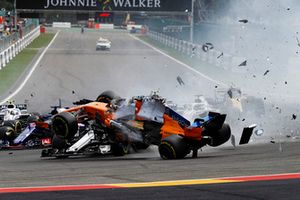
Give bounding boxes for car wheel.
[3,120,22,133]
[133,142,150,150]
[51,134,68,150]
[159,134,189,159]
[208,123,231,147]
[0,126,15,141]
[96,90,117,103]
[112,142,130,156]
[52,112,78,140]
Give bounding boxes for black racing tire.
[112,142,130,156]
[96,90,116,103]
[55,154,70,159]
[134,142,150,150]
[52,112,78,140]
[51,134,68,150]
[0,126,16,141]
[209,123,231,147]
[3,120,22,133]
[27,114,41,124]
[159,134,189,159]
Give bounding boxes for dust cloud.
[179,0,300,142]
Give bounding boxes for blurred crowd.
[0,13,27,39]
[0,9,38,50]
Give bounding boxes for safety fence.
[146,30,246,72]
[0,25,41,69]
[0,19,39,52]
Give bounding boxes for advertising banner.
[16,0,191,12]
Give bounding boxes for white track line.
[130,34,228,87]
[0,31,60,105]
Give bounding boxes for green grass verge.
[0,33,55,95]
[27,33,55,49]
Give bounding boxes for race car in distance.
[96,37,111,50]
[42,91,236,159]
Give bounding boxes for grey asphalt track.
[1,179,300,200]
[0,141,299,188]
[0,29,299,198]
[8,29,218,114]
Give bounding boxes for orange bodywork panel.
[160,114,184,139]
[160,114,203,140]
[63,102,114,127]
[183,127,203,141]
[62,102,203,141]
[35,121,49,129]
[135,99,144,121]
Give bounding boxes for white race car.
[0,102,30,125]
[96,37,111,50]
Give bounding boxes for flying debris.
[239,124,257,145]
[285,81,288,85]
[279,143,283,152]
[231,135,236,148]
[292,114,297,120]
[191,46,197,57]
[238,19,248,23]
[72,90,75,94]
[275,106,282,113]
[176,76,185,86]
[217,52,223,59]
[238,60,247,66]
[270,137,275,143]
[192,46,197,52]
[202,43,214,52]
[254,129,264,136]
[296,37,300,47]
[227,87,242,99]
[263,70,270,76]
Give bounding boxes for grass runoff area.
[0,33,55,96]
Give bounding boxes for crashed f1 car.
[0,101,53,149]
[41,91,235,159]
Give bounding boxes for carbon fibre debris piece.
[238,60,247,66]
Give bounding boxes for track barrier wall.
[146,30,246,71]
[52,22,71,28]
[0,26,41,69]
[95,24,114,30]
